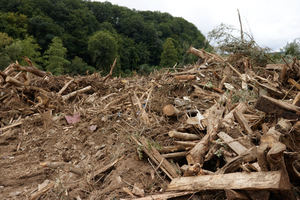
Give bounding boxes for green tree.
[0,12,28,38]
[44,37,70,75]
[0,32,13,48]
[283,39,300,59]
[68,56,95,75]
[160,38,179,67]
[88,31,118,72]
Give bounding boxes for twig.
[103,57,117,82]
[62,86,92,101]
[58,79,74,95]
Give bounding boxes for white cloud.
[95,0,300,51]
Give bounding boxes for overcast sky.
[95,0,300,51]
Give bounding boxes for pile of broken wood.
[128,47,300,200]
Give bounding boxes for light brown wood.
[186,103,225,165]
[162,151,187,159]
[293,92,300,107]
[255,95,300,119]
[223,102,247,127]
[163,104,181,117]
[174,141,197,147]
[62,86,92,101]
[159,145,189,153]
[234,110,254,136]
[14,64,48,77]
[0,121,23,132]
[103,57,117,82]
[139,137,179,179]
[167,171,290,191]
[58,79,74,95]
[91,156,124,180]
[168,130,200,141]
[288,78,300,90]
[217,132,248,155]
[120,191,194,200]
[5,76,25,87]
[174,74,196,81]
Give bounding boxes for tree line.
[0,0,210,75]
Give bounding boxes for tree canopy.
[0,0,210,75]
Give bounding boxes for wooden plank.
[217,132,248,155]
[255,95,300,119]
[167,171,290,191]
[233,110,254,136]
[139,137,179,179]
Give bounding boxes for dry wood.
[162,151,187,159]
[167,170,290,191]
[103,57,117,82]
[174,74,196,81]
[0,121,23,132]
[133,92,150,125]
[91,156,124,180]
[5,76,25,87]
[30,181,55,200]
[293,92,300,107]
[139,137,179,179]
[14,64,48,77]
[168,130,200,141]
[186,103,225,165]
[217,132,248,155]
[288,78,300,90]
[234,110,254,136]
[58,79,74,95]
[163,104,181,117]
[40,161,84,176]
[187,46,205,59]
[225,190,248,200]
[62,85,92,101]
[174,141,197,147]
[121,191,194,200]
[223,102,247,127]
[217,147,257,174]
[255,95,300,119]
[266,64,285,70]
[159,145,189,153]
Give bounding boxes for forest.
[0,0,210,75]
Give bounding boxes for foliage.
[208,23,269,66]
[44,37,70,75]
[68,56,96,75]
[282,39,300,59]
[88,31,118,73]
[160,38,179,67]
[0,32,13,48]
[0,12,28,39]
[0,0,209,75]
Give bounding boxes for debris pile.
[0,48,299,200]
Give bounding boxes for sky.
[95,0,300,51]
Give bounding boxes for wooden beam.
[167,171,290,191]
[217,132,248,155]
[255,95,300,119]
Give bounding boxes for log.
[255,95,300,119]
[233,110,254,136]
[168,130,200,141]
[14,64,48,77]
[103,57,117,82]
[186,103,225,165]
[187,46,205,59]
[62,86,92,101]
[293,92,300,107]
[217,132,248,155]
[162,104,181,117]
[167,171,290,191]
[5,76,25,87]
[288,78,300,90]
[174,74,196,81]
[159,145,189,153]
[223,102,247,127]
[120,191,194,200]
[162,151,187,159]
[139,137,179,179]
[174,141,197,147]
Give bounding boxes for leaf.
[65,113,80,124]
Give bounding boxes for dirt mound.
[0,49,299,200]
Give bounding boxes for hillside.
[0,0,209,74]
